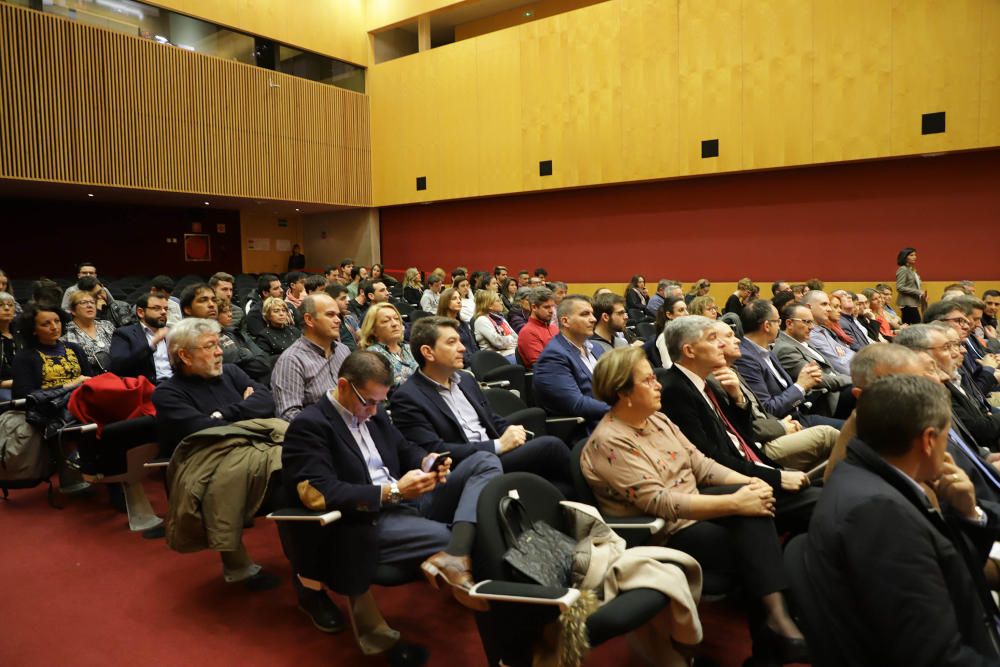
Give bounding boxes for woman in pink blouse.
[583,347,807,664]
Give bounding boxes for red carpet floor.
[2,479,760,667]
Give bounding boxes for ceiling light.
[295,208,300,212]
[87,193,94,197]
[203,201,210,205]
[523,10,534,17]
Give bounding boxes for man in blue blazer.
[390,317,572,496]
[281,350,501,663]
[109,293,173,385]
[532,295,609,432]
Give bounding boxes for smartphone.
[524,430,535,438]
[422,452,450,473]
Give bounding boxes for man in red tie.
[657,315,818,533]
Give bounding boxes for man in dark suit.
[281,350,501,665]
[926,298,1000,400]
[109,293,172,385]
[658,315,817,532]
[532,295,608,431]
[803,374,1000,666]
[390,316,572,496]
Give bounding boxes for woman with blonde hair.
[253,296,301,363]
[361,302,416,388]
[724,277,755,315]
[583,347,807,663]
[63,288,115,371]
[472,290,518,362]
[687,295,719,320]
[402,267,423,305]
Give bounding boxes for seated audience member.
[370,263,396,288]
[0,271,20,317]
[284,271,307,310]
[419,273,443,314]
[272,294,349,422]
[12,302,94,398]
[688,295,719,320]
[493,265,509,284]
[517,269,530,287]
[339,257,354,280]
[863,287,897,339]
[925,299,1000,399]
[515,287,559,369]
[505,287,532,334]
[348,279,370,323]
[152,318,281,589]
[805,374,1000,666]
[528,275,544,288]
[645,295,689,369]
[60,260,106,311]
[583,347,808,663]
[402,267,423,305]
[771,281,792,297]
[453,276,475,323]
[645,279,670,317]
[150,275,182,325]
[345,267,363,300]
[72,275,111,321]
[253,296,301,364]
[324,264,341,285]
[476,274,499,294]
[210,272,244,330]
[325,283,359,351]
[981,290,1000,343]
[773,303,852,416]
[657,316,816,531]
[875,282,904,323]
[802,290,855,377]
[625,275,648,312]
[216,298,270,384]
[549,281,569,306]
[365,279,391,314]
[853,291,887,343]
[953,297,1000,383]
[180,283,218,320]
[109,294,172,385]
[361,303,417,390]
[831,290,873,349]
[533,295,609,429]
[0,292,19,401]
[791,284,808,299]
[471,290,518,362]
[534,267,548,282]
[590,292,632,353]
[735,300,826,421]
[63,289,115,371]
[390,317,572,495]
[684,278,711,305]
[436,287,475,368]
[280,351,503,659]
[245,274,286,337]
[724,277,755,315]
[304,274,328,296]
[826,292,861,350]
[499,277,519,314]
[714,321,837,471]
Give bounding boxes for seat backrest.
[569,438,599,506]
[483,387,528,416]
[470,350,511,378]
[409,309,432,324]
[654,367,670,387]
[636,321,656,341]
[720,312,744,337]
[472,472,567,582]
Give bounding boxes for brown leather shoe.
[421,551,488,611]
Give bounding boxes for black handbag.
[498,495,576,588]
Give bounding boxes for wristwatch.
[387,482,403,505]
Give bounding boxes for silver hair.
[849,343,920,389]
[527,287,555,307]
[801,290,827,306]
[167,317,221,370]
[664,315,716,362]
[0,291,14,305]
[893,324,939,351]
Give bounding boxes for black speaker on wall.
[921,112,946,135]
[539,160,553,176]
[416,176,427,191]
[701,139,720,159]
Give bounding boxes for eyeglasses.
[193,341,221,354]
[942,316,971,328]
[922,342,963,352]
[766,318,781,324]
[788,318,815,327]
[349,381,376,408]
[76,299,96,307]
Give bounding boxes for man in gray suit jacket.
[773,303,853,417]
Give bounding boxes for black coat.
[280,398,427,595]
[658,364,782,488]
[949,382,1000,452]
[805,439,1000,667]
[108,323,157,385]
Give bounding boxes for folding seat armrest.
[266,508,342,526]
[144,458,170,469]
[481,380,511,389]
[603,515,665,534]
[58,423,98,436]
[468,580,580,611]
[545,416,584,425]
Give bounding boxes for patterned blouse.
[581,411,732,537]
[38,344,84,390]
[63,320,115,370]
[367,341,417,388]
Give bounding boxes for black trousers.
[901,306,922,325]
[498,435,575,499]
[668,515,787,598]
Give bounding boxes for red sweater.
[516,317,559,369]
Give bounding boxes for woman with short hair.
[688,295,718,320]
[472,290,518,362]
[63,289,115,371]
[361,302,416,388]
[583,347,807,663]
[253,296,301,363]
[0,291,20,401]
[12,302,94,398]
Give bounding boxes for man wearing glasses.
[109,293,173,386]
[773,303,853,418]
[925,299,1000,399]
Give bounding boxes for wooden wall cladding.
[0,4,371,206]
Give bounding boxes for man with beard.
[109,293,173,385]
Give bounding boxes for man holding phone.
[390,316,574,498]
[280,350,502,663]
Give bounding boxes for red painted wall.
[380,149,1000,282]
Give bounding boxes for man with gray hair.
[802,290,855,376]
[658,316,814,514]
[515,286,559,369]
[831,289,874,350]
[804,374,1000,666]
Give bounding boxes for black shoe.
[296,588,346,633]
[142,524,166,539]
[244,570,281,592]
[384,641,428,667]
[753,625,809,665]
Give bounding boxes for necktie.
[704,384,762,463]
[950,428,1000,490]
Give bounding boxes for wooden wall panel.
[980,0,1000,146]
[678,0,742,176]
[423,41,479,201]
[890,0,983,154]
[812,0,892,162]
[0,4,371,207]
[742,0,813,169]
[476,30,523,196]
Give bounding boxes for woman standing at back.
[895,247,926,325]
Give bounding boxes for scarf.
[488,312,514,336]
[827,321,854,346]
[285,288,303,309]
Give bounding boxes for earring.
[626,398,632,408]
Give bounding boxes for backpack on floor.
[0,409,50,496]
